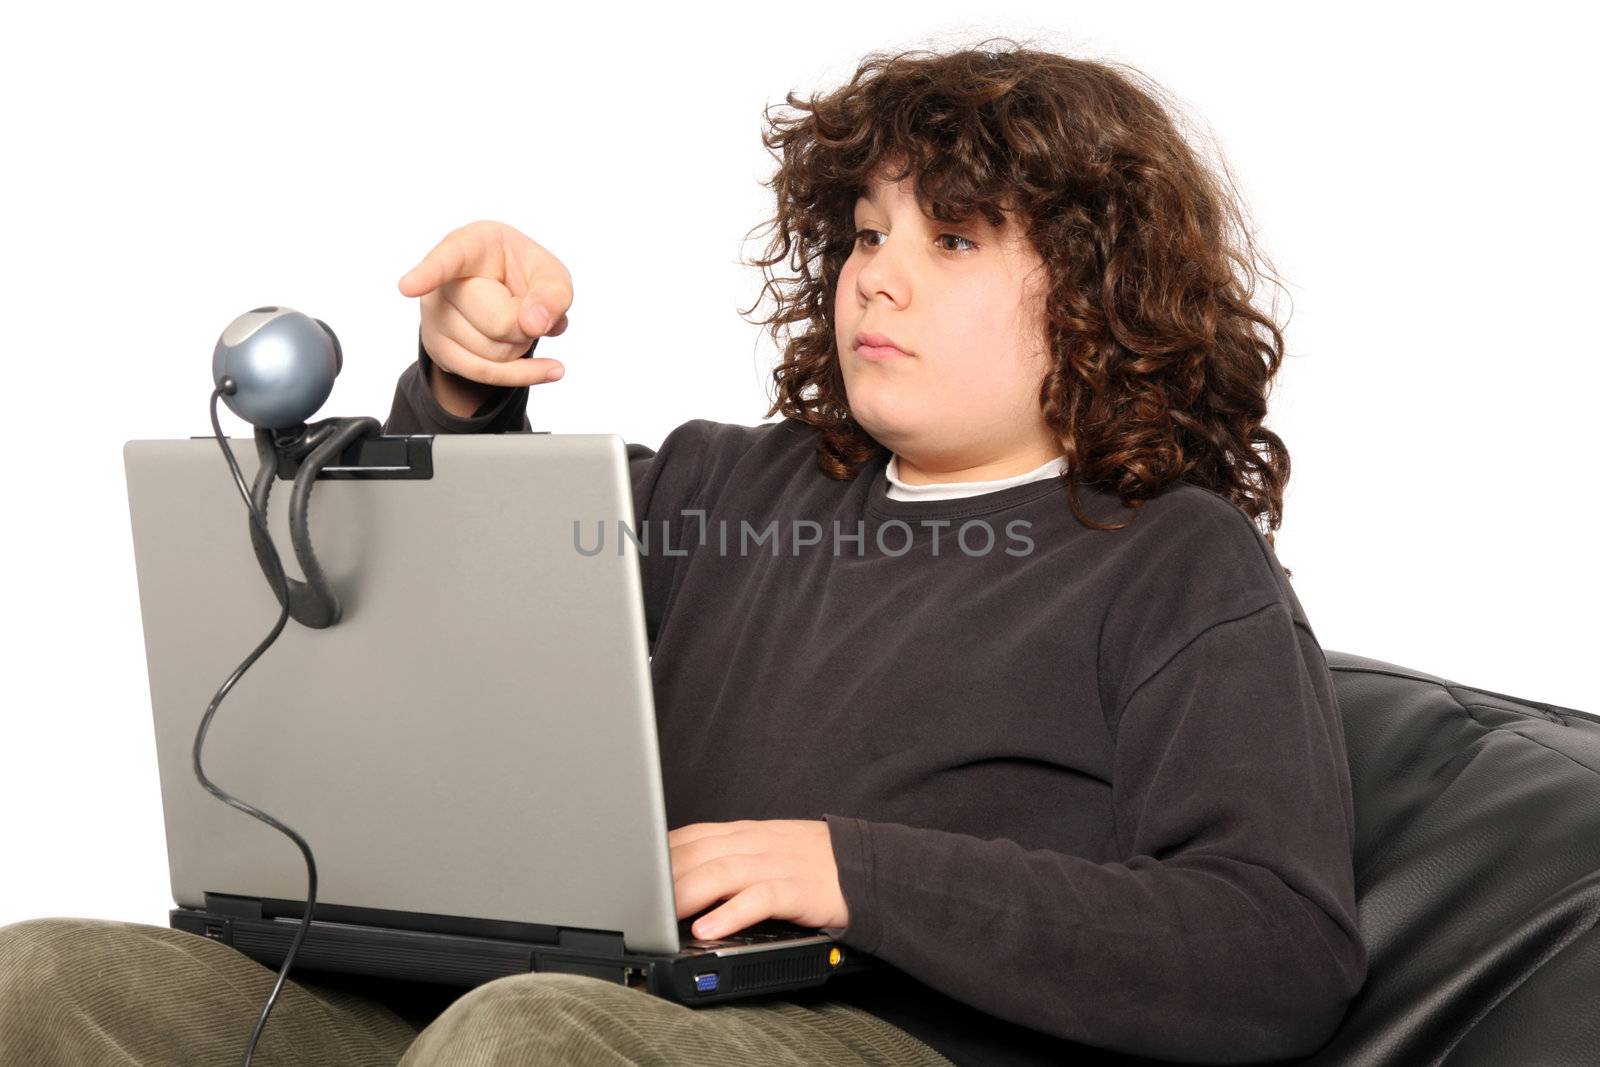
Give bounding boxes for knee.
[447,971,640,1023]
[406,972,650,1062]
[0,918,111,1012]
[0,918,180,1011]
[0,918,111,980]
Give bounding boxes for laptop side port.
[693,971,720,993]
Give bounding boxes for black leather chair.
[1299,651,1600,1066]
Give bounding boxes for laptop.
[121,429,877,1004]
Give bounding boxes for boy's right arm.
[385,219,720,651]
[382,331,532,435]
[381,327,716,655]
[428,346,504,419]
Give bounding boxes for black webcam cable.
[202,379,319,1067]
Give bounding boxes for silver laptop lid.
[122,433,682,956]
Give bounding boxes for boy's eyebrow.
[852,196,998,232]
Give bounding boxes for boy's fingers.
[440,277,531,344]
[432,287,536,360]
[428,329,565,388]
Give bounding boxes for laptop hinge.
[555,928,627,957]
[535,927,636,983]
[204,892,264,920]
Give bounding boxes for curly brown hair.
[740,37,1297,572]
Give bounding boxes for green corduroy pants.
[0,918,955,1066]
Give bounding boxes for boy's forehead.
[853,180,1010,231]
[857,167,917,201]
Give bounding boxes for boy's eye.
[852,228,977,254]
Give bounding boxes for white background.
[2,1,1594,929]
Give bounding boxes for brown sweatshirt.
[382,339,1368,1066]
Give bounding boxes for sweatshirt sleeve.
[380,334,714,649]
[381,330,535,435]
[822,601,1368,1064]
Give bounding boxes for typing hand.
[668,819,849,940]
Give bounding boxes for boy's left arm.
[818,601,1368,1063]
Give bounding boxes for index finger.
[397,222,502,298]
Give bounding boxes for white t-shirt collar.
[885,453,1068,503]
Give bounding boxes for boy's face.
[833,168,1060,476]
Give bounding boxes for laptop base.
[171,894,876,1006]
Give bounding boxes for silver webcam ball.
[212,306,343,429]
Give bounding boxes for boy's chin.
[845,387,918,430]
[846,407,915,454]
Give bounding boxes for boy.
[0,40,1364,1066]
